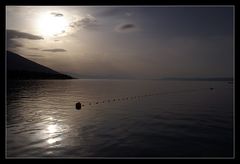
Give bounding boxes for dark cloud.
[6,29,44,49]
[29,47,67,53]
[70,15,99,30]
[7,29,44,40]
[28,48,40,50]
[120,24,135,30]
[51,12,64,17]
[115,23,138,33]
[42,49,67,52]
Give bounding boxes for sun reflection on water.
[47,137,62,144]
[44,116,69,146]
[47,125,58,133]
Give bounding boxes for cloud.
[6,29,44,49]
[69,15,99,30]
[120,24,135,30]
[42,48,67,52]
[28,48,40,50]
[51,12,64,17]
[29,47,67,53]
[7,29,44,40]
[115,23,139,33]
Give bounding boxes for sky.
[6,6,234,79]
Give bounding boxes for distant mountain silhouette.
[7,51,73,79]
[160,77,233,81]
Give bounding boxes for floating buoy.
[210,88,214,90]
[76,102,81,110]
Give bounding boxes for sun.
[36,12,69,37]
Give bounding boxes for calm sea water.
[7,79,234,158]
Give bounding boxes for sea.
[6,79,234,158]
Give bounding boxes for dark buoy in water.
[210,88,214,90]
[76,102,81,110]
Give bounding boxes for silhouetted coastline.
[7,51,73,80]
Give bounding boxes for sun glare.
[36,12,69,37]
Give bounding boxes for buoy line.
[75,87,214,110]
